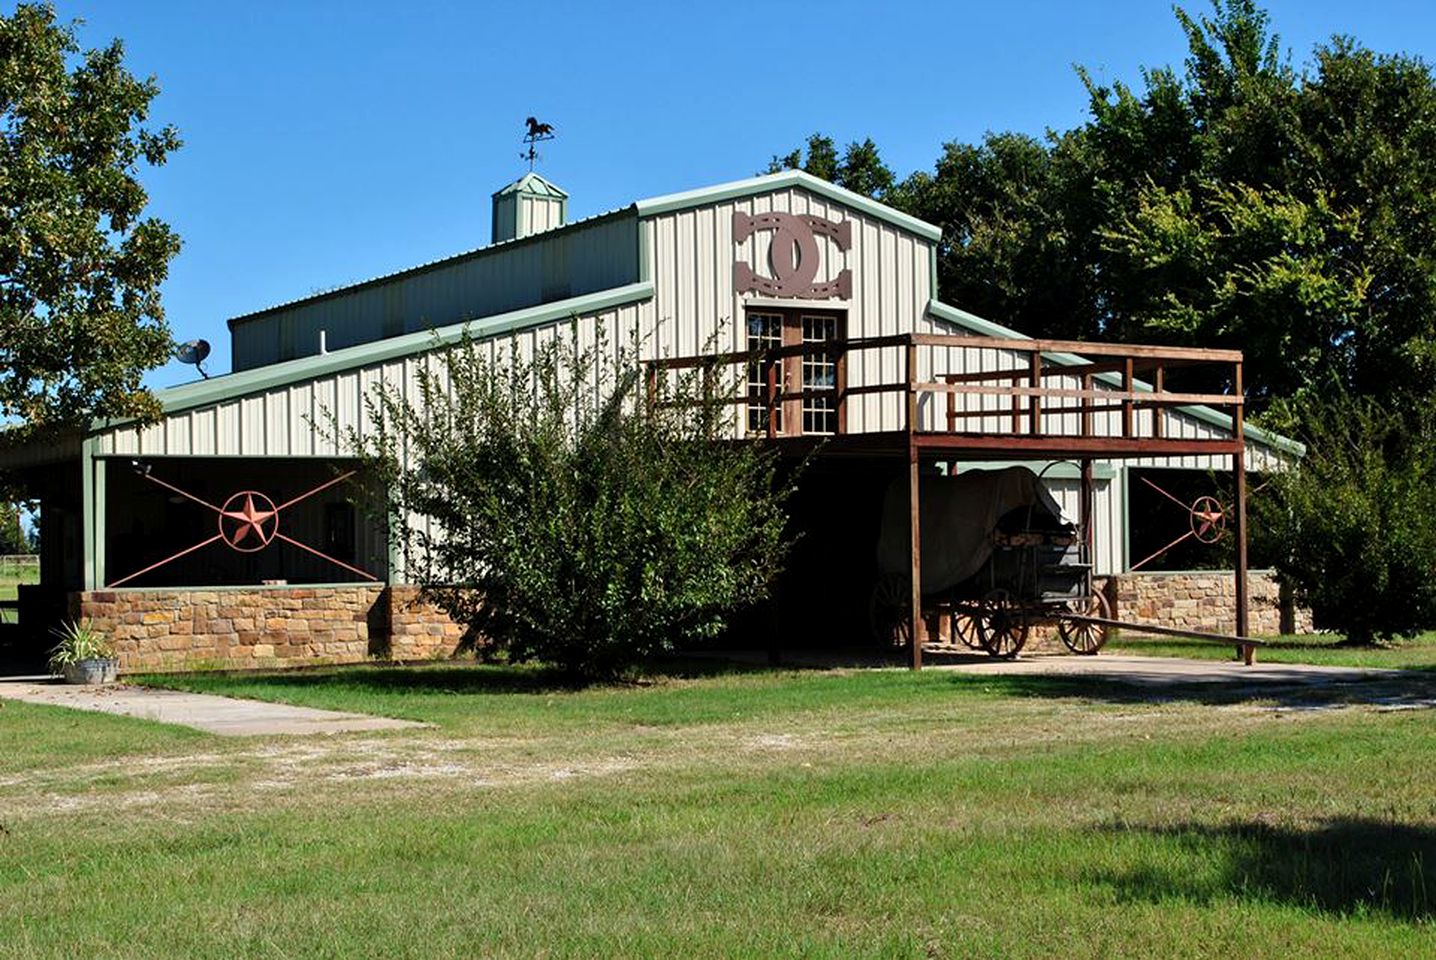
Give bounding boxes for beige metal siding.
[644,185,935,436]
[1040,476,1122,576]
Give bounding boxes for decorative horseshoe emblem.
[733,211,852,299]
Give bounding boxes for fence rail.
[644,331,1244,452]
[0,554,38,576]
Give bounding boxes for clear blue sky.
[43,0,1436,385]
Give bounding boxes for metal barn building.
[0,169,1304,671]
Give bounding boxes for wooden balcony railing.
[646,332,1245,454]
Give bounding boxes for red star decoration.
[222,492,276,547]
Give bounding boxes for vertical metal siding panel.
[214,401,238,455]
[106,427,131,455]
[264,389,289,456]
[313,376,338,456]
[1093,478,1118,575]
[290,384,313,456]
[675,210,696,358]
[190,408,214,456]
[240,396,265,455]
[654,213,677,359]
[694,206,715,353]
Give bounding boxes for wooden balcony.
[646,331,1247,462]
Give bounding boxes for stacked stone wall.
[74,585,464,673]
[1106,569,1313,637]
[385,586,467,661]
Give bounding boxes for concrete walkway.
[0,677,426,736]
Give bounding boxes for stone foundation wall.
[74,585,464,673]
[385,586,467,661]
[1106,569,1313,637]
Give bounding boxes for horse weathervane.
[521,116,555,170]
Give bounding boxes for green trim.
[114,282,655,426]
[925,299,1306,457]
[93,456,106,588]
[1121,567,1277,577]
[95,582,388,595]
[637,219,651,283]
[81,436,95,590]
[929,243,939,300]
[949,459,1116,481]
[1120,466,1131,572]
[228,207,637,329]
[634,170,944,243]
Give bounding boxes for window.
[744,309,844,436]
[746,312,784,434]
[801,314,839,435]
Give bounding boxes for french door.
[744,308,845,437]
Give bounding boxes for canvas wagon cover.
[876,467,1069,594]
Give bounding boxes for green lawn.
[0,560,37,624]
[1,663,1433,958]
[1108,631,1436,670]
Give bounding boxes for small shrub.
[1254,391,1436,643]
[47,619,114,672]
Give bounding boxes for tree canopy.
[771,1,1436,417]
[0,2,181,438]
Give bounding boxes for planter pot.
[61,658,119,685]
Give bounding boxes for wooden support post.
[1122,358,1135,438]
[835,346,848,435]
[906,338,923,670]
[906,341,918,433]
[1233,360,1250,663]
[1028,352,1042,434]
[1010,372,1022,433]
[945,375,956,433]
[1080,459,1094,561]
[1081,373,1093,439]
[1153,366,1166,439]
[645,363,658,414]
[908,442,923,671]
[765,359,778,440]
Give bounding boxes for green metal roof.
[228,170,940,330]
[491,171,569,199]
[635,169,943,242]
[142,282,654,420]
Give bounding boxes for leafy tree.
[768,133,895,199]
[0,3,181,438]
[1252,390,1436,643]
[780,2,1436,412]
[348,328,796,678]
[0,502,25,554]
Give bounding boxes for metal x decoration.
[1128,476,1229,572]
[108,468,378,587]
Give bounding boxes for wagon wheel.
[949,610,982,650]
[1058,590,1112,655]
[975,589,1029,660]
[868,573,912,648]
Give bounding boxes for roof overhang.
[634,169,943,242]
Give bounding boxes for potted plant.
[48,619,119,684]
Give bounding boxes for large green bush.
[1254,392,1436,642]
[349,326,795,677]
